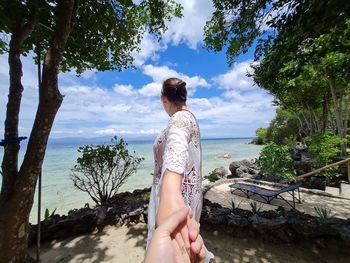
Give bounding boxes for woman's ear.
[161,95,167,105]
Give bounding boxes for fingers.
[180,224,192,256]
[198,246,206,261]
[190,232,206,261]
[187,218,200,242]
[190,240,202,254]
[158,207,189,235]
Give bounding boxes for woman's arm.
[157,169,194,260]
[157,169,185,225]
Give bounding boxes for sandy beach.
[30,222,348,263]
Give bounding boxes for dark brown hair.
[161,78,187,104]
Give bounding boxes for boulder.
[212,166,230,179]
[229,160,260,179]
[201,199,350,252]
[28,187,151,246]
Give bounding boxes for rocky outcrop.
[228,160,261,179]
[201,199,350,252]
[212,166,230,179]
[29,187,350,254]
[28,188,151,246]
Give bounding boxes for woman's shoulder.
[169,111,195,126]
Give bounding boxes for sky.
[0,0,276,141]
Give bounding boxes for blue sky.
[0,0,276,141]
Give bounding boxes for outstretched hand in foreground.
[145,207,206,263]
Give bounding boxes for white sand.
[29,182,350,262]
[30,223,348,263]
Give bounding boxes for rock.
[295,142,308,151]
[300,151,313,164]
[229,160,260,179]
[212,166,230,179]
[340,182,350,198]
[302,176,325,190]
[201,199,350,252]
[294,160,312,175]
[28,188,151,246]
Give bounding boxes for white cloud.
[213,61,257,91]
[138,82,162,97]
[141,64,209,96]
[0,52,275,140]
[113,84,136,97]
[163,0,214,49]
[131,32,165,67]
[130,0,214,67]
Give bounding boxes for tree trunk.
[0,1,78,262]
[321,94,329,132]
[327,76,346,156]
[0,4,38,261]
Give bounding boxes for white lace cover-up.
[147,110,203,245]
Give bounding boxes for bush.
[266,108,300,145]
[305,132,344,167]
[256,143,296,181]
[204,170,220,182]
[254,128,268,145]
[71,137,144,206]
[305,132,345,184]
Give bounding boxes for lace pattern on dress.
[182,166,201,207]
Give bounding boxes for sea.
[0,138,262,223]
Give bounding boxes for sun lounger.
[229,181,302,209]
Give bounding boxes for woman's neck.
[169,104,188,116]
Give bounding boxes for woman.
[147,78,213,262]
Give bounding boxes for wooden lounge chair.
[229,181,302,209]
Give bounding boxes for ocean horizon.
[0,137,262,222]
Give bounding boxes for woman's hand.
[145,207,206,263]
[156,169,206,262]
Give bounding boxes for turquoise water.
[0,138,262,222]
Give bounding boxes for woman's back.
[148,110,203,244]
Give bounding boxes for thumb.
[157,207,189,235]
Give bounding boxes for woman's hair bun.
[162,78,187,103]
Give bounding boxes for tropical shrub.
[256,143,296,181]
[305,132,345,184]
[253,127,268,145]
[314,207,332,220]
[204,170,220,182]
[265,108,301,146]
[71,137,144,206]
[305,132,344,167]
[249,201,263,214]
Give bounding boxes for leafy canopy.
[257,143,296,181]
[0,0,183,73]
[204,0,350,65]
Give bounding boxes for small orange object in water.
[217,152,232,159]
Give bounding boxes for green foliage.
[204,170,220,182]
[257,143,296,181]
[249,201,263,214]
[305,133,344,167]
[305,132,345,183]
[204,0,350,147]
[254,128,267,145]
[124,191,150,202]
[229,198,242,212]
[71,137,144,206]
[204,0,349,65]
[265,108,301,145]
[0,0,183,72]
[314,207,332,220]
[44,208,57,220]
